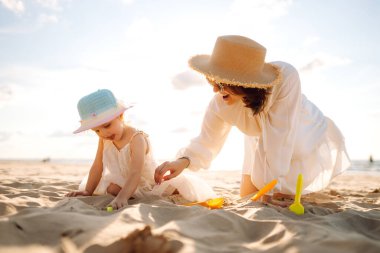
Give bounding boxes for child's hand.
[66,190,91,197]
[109,196,128,210]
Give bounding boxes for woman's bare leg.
[240,174,258,197]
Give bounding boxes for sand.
[0,161,380,253]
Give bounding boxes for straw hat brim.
[189,55,281,89]
[73,103,128,134]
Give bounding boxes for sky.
[0,0,379,170]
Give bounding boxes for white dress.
[79,131,216,202]
[177,61,351,195]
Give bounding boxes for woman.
[154,35,350,200]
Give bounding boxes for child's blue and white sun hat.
[74,89,130,134]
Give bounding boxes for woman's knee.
[240,174,258,197]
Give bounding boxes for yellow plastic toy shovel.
[289,174,304,215]
[183,197,224,209]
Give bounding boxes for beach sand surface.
[0,161,380,253]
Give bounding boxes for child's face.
[91,116,124,141]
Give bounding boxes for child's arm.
[66,138,104,197]
[109,133,146,209]
[84,138,104,194]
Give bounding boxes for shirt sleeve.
[254,66,302,192]
[176,96,232,171]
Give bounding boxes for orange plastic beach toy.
[251,179,278,201]
[183,197,224,209]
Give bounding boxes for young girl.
[67,89,216,209]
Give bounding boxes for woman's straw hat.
[73,89,129,134]
[188,35,281,88]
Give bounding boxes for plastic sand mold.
[251,179,278,201]
[183,197,225,209]
[289,174,304,215]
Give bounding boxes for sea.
[12,158,380,172]
[346,160,380,172]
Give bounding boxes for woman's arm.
[110,133,146,209]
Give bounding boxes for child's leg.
[106,183,122,196]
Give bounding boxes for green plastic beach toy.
[289,174,304,215]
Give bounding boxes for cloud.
[37,13,59,25]
[300,53,352,72]
[0,0,24,14]
[172,71,206,90]
[35,0,62,11]
[300,59,324,72]
[0,85,12,99]
[0,12,59,35]
[0,132,12,142]
[0,85,13,107]
[48,130,73,138]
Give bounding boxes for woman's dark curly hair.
[227,85,272,115]
[207,78,272,115]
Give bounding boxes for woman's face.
[211,81,243,105]
[92,115,124,141]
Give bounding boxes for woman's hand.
[109,195,128,210]
[66,190,91,197]
[154,159,188,184]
